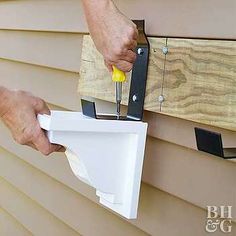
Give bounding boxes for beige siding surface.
[0,1,235,235]
[0,30,83,72]
[1,177,81,236]
[0,59,80,110]
[0,0,235,39]
[0,208,32,236]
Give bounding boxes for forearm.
[81,0,113,12]
[81,0,137,72]
[81,0,116,29]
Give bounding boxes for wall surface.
[0,1,235,236]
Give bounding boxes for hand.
[82,0,138,72]
[0,88,64,156]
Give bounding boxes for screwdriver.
[112,66,126,119]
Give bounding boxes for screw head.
[162,46,168,55]
[158,95,165,103]
[132,95,138,102]
[137,48,144,55]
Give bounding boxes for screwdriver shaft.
[116,82,122,119]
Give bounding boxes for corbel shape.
[38,111,147,219]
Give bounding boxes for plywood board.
[79,36,236,131]
[79,36,165,107]
[161,38,236,131]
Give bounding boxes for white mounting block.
[38,111,148,219]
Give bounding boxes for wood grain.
[79,36,236,131]
[162,38,236,130]
[79,35,165,108]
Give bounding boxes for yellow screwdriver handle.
[112,66,126,83]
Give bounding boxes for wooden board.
[79,36,236,131]
[79,36,166,106]
[162,38,236,131]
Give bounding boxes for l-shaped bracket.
[82,20,150,121]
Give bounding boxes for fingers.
[26,142,37,150]
[104,60,113,72]
[34,98,50,115]
[32,99,64,155]
[30,126,52,155]
[33,129,64,155]
[53,144,66,153]
[131,23,139,40]
[27,135,65,155]
[3,89,63,156]
[121,49,137,63]
[104,26,138,72]
[125,39,137,50]
[114,60,134,72]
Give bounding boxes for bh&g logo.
[206,206,233,233]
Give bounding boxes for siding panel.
[0,30,83,72]
[0,0,235,39]
[143,137,236,221]
[0,0,87,33]
[0,120,235,223]
[144,110,236,156]
[1,0,235,235]
[0,147,148,236]
[0,208,32,236]
[1,146,230,236]
[0,59,81,110]
[0,178,81,236]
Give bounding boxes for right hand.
[82,0,138,72]
[0,88,64,156]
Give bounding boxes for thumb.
[33,127,53,156]
[34,99,50,115]
[104,60,113,72]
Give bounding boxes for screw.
[137,48,144,55]
[162,46,168,55]
[158,95,165,103]
[132,95,138,102]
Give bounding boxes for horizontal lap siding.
[0,179,80,236]
[0,30,83,72]
[143,137,236,219]
[0,1,235,235]
[0,0,87,33]
[0,208,32,236]
[2,145,230,236]
[0,148,147,236]
[0,59,81,110]
[0,0,235,39]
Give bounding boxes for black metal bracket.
[195,127,236,159]
[81,20,150,121]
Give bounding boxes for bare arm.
[0,2,136,155]
[82,0,138,72]
[0,86,63,155]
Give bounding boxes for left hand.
[0,89,64,156]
